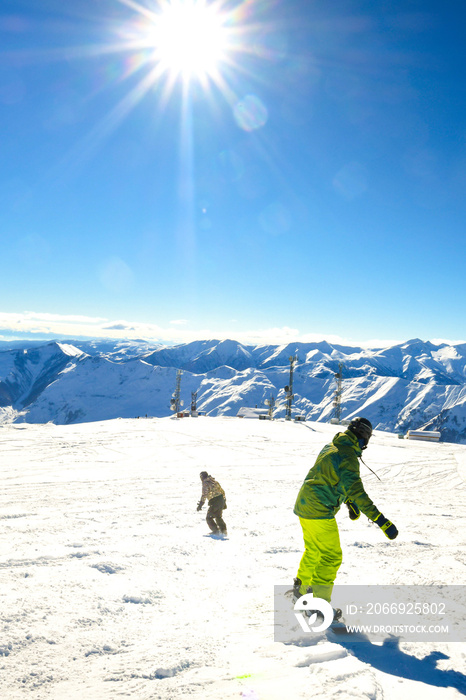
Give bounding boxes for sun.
[149,0,229,80]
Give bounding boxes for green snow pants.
[296,517,343,603]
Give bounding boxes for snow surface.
[0,416,465,699]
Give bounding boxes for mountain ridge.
[1,337,466,443]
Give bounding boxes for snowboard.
[204,532,228,540]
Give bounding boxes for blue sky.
[1,0,466,346]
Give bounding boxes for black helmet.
[200,471,209,480]
[348,417,373,445]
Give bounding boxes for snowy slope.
[23,359,205,425]
[0,342,83,408]
[3,337,466,442]
[0,417,465,699]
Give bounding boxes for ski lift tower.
[170,369,183,415]
[333,363,343,422]
[191,390,198,414]
[284,355,298,421]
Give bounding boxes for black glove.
[197,501,203,512]
[346,500,360,520]
[375,514,398,540]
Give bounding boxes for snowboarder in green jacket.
[293,417,398,607]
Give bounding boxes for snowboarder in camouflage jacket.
[197,472,227,535]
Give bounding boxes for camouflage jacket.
[199,477,225,506]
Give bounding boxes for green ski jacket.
[294,430,381,521]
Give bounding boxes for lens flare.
[233,94,268,132]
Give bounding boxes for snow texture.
[0,416,465,699]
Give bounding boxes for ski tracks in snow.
[0,417,465,699]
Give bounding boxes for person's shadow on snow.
[335,635,466,696]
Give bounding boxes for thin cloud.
[0,311,456,349]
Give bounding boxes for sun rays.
[5,0,276,188]
[147,0,229,80]
[116,0,243,102]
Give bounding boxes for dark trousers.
[206,495,227,533]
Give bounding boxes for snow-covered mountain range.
[1,337,466,442]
